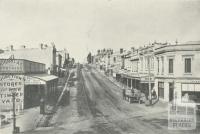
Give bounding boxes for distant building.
[109,49,124,80]
[0,49,4,54]
[0,43,57,75]
[57,48,69,68]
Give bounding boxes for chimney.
[111,50,113,55]
[20,45,26,49]
[39,43,44,49]
[67,53,70,59]
[120,48,123,54]
[51,42,55,48]
[9,45,14,51]
[131,47,135,52]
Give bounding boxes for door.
[169,82,174,101]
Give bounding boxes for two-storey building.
[154,41,200,103]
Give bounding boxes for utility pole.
[148,56,152,105]
[12,93,16,134]
[12,92,20,134]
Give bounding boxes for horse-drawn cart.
[124,89,145,104]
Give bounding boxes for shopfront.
[181,82,200,103]
[0,59,58,111]
[24,74,58,108]
[140,76,154,97]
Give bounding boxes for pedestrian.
[152,89,157,100]
[122,88,126,100]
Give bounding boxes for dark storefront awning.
[25,74,58,85]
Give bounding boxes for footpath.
[93,66,168,117]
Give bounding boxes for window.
[161,57,164,74]
[140,58,143,71]
[169,59,174,74]
[158,82,164,99]
[157,58,160,74]
[136,61,138,72]
[145,57,148,69]
[113,57,116,63]
[151,57,154,69]
[185,58,191,73]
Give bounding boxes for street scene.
[0,0,200,134]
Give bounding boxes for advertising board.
[0,59,24,73]
[0,75,24,110]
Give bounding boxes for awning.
[24,74,58,85]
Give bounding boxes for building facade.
[0,59,58,111]
[154,42,200,103]
[92,41,200,103]
[0,43,57,75]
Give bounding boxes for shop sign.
[179,79,200,84]
[0,75,24,110]
[182,83,200,92]
[140,76,154,83]
[168,100,196,130]
[0,59,23,73]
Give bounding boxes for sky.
[0,0,200,62]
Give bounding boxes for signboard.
[140,77,154,83]
[182,83,200,92]
[0,75,24,110]
[168,100,196,130]
[0,59,24,73]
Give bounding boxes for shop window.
[181,83,200,103]
[157,58,160,74]
[185,58,191,73]
[182,91,200,103]
[158,82,164,99]
[161,57,164,74]
[168,59,174,74]
[140,58,143,71]
[113,57,116,63]
[145,57,148,70]
[151,57,154,69]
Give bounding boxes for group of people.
[122,87,157,102]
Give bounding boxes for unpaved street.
[24,65,200,134]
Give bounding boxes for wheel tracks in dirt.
[80,68,123,134]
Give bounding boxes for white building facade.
[154,42,200,102]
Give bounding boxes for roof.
[183,41,200,45]
[26,74,58,82]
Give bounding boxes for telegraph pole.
[12,92,16,134]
